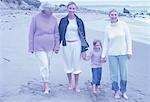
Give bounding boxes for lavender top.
[86,50,102,68]
[28,12,60,53]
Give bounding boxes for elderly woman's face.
[67,4,77,15]
[109,11,118,21]
[43,8,53,16]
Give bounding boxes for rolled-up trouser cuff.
[112,81,119,92]
[73,70,82,74]
[120,80,127,93]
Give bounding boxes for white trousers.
[62,41,82,74]
[35,51,53,82]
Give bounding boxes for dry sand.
[0,10,150,102]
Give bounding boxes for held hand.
[81,52,86,60]
[54,49,59,54]
[127,54,132,60]
[53,47,59,54]
[101,57,107,63]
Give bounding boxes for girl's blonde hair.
[93,40,102,48]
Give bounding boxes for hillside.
[0,0,41,10]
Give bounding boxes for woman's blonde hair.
[108,9,118,16]
[67,1,78,8]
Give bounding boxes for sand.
[0,10,150,102]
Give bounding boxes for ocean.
[81,5,150,14]
[82,5,150,45]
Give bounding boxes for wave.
[135,17,150,24]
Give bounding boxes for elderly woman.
[102,9,132,99]
[59,1,89,93]
[28,2,60,94]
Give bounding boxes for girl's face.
[109,11,118,22]
[67,4,77,16]
[94,42,101,49]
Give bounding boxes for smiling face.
[93,40,102,50]
[94,42,101,49]
[67,4,77,16]
[109,10,118,23]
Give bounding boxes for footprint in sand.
[19,80,84,97]
[19,80,55,97]
[19,80,149,102]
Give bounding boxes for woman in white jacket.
[102,9,132,99]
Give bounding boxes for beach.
[0,10,150,102]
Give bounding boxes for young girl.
[85,40,104,93]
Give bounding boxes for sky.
[39,0,150,6]
[39,0,150,1]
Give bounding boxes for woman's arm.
[58,19,63,44]
[28,16,36,53]
[54,19,60,53]
[80,19,89,52]
[124,22,132,55]
[124,22,132,59]
[102,29,109,58]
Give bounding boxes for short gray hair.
[39,1,52,11]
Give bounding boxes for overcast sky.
[39,0,150,6]
[39,0,150,2]
[39,0,149,1]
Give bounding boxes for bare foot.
[68,84,73,90]
[122,93,128,100]
[44,89,49,94]
[92,84,97,94]
[114,91,120,99]
[75,88,80,93]
[92,90,97,94]
[44,82,49,94]
[75,86,80,93]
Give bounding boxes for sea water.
[82,5,150,45]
